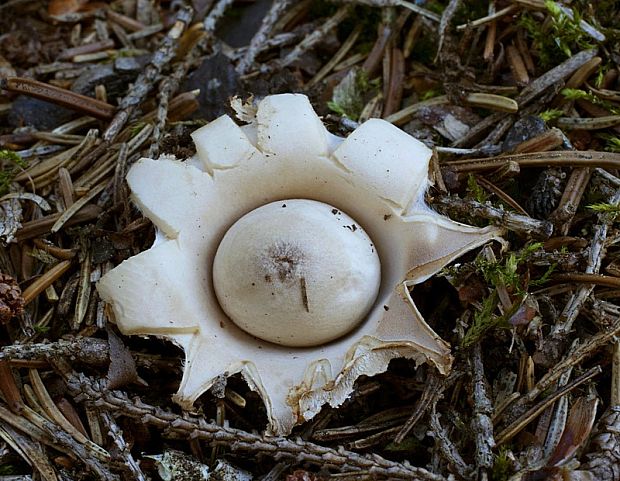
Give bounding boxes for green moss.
[0,465,19,475]
[128,122,148,139]
[475,243,547,293]
[562,88,620,114]
[587,202,620,215]
[561,87,596,102]
[0,150,27,196]
[461,291,507,348]
[597,133,620,153]
[538,109,564,123]
[461,244,555,348]
[466,175,488,204]
[519,1,597,69]
[491,447,515,481]
[594,63,609,88]
[420,87,444,101]
[0,149,26,168]
[327,67,379,120]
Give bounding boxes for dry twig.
[51,359,447,481]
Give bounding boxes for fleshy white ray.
[98,240,206,335]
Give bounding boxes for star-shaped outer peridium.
[97,94,503,435]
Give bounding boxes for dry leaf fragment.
[0,196,22,244]
[48,0,90,16]
[0,273,24,323]
[106,328,138,390]
[547,396,599,467]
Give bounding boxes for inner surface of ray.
[97,240,207,335]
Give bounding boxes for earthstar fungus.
[97,94,503,435]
